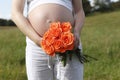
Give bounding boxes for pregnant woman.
[11,0,85,80]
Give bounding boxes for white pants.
[25,37,84,80]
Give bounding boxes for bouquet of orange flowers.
[40,22,87,66]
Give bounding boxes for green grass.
[0,27,27,80]
[82,11,120,80]
[0,11,120,80]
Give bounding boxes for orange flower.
[65,42,74,51]
[53,39,63,50]
[49,27,62,37]
[61,32,74,49]
[44,36,55,46]
[41,22,74,56]
[43,30,50,38]
[43,45,55,56]
[61,22,72,32]
[50,22,61,29]
[56,47,66,53]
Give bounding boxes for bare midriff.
[28,4,74,37]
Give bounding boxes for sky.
[0,0,119,19]
[0,0,12,19]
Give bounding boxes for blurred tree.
[94,0,111,6]
[82,0,92,15]
[111,1,120,10]
[94,0,113,12]
[0,19,16,26]
[0,19,7,26]
[7,20,16,26]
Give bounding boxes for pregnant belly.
[28,4,74,37]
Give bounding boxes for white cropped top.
[27,0,73,13]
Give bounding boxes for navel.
[47,19,52,23]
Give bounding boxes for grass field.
[0,11,120,80]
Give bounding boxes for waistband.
[27,0,73,13]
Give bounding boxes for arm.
[11,0,42,46]
[72,0,85,48]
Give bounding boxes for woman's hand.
[72,0,85,50]
[11,0,43,48]
[36,37,43,47]
[74,31,80,49]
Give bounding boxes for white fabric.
[25,37,84,80]
[27,0,73,13]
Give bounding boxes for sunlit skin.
[28,4,74,37]
[12,0,85,48]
